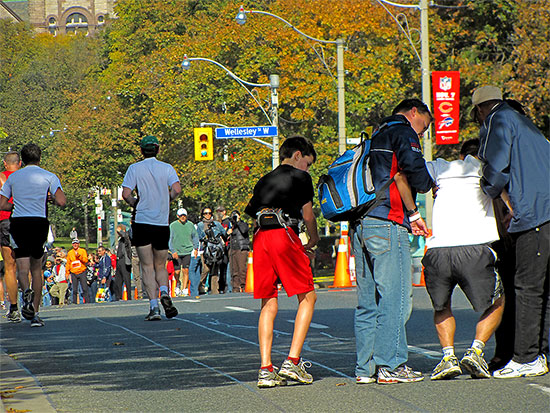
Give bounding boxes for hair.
[20,143,41,165]
[141,145,159,158]
[392,98,433,120]
[231,210,240,217]
[3,151,20,165]
[460,139,480,158]
[279,135,317,162]
[117,224,126,231]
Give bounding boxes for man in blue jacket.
[354,99,434,385]
[473,85,550,378]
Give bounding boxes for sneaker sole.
[257,379,286,388]
[160,295,178,318]
[356,377,376,384]
[145,316,162,321]
[7,315,22,323]
[279,370,313,384]
[31,323,44,327]
[493,370,547,379]
[377,376,424,384]
[431,366,462,380]
[461,358,491,379]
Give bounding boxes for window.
[66,12,88,35]
[48,17,57,35]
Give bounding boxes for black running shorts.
[172,254,191,270]
[422,244,503,313]
[0,219,10,248]
[9,217,49,259]
[131,222,170,251]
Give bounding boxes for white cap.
[177,208,187,216]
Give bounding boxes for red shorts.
[252,228,314,299]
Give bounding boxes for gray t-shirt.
[122,157,179,226]
[0,165,62,218]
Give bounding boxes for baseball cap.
[177,208,188,216]
[470,86,503,119]
[72,238,80,244]
[216,206,226,212]
[140,135,159,148]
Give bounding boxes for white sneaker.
[493,356,548,378]
[356,375,376,384]
[174,287,181,296]
[182,288,189,297]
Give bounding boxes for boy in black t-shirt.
[245,135,320,387]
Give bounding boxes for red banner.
[432,71,460,145]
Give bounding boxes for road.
[1,287,549,412]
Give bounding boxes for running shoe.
[377,365,424,384]
[6,308,22,323]
[431,355,462,380]
[493,355,549,378]
[160,292,178,318]
[257,366,287,388]
[144,307,161,321]
[460,348,491,378]
[356,375,376,384]
[21,289,35,320]
[30,315,45,327]
[279,358,313,384]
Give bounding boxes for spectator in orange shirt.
[66,239,89,304]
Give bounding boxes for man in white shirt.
[422,139,504,380]
[0,144,66,327]
[122,136,181,321]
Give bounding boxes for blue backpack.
[317,120,403,222]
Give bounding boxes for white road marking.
[179,317,352,379]
[225,306,254,313]
[408,345,442,360]
[529,384,550,395]
[94,318,285,411]
[286,320,329,329]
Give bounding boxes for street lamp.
[376,0,433,226]
[182,55,280,168]
[236,6,347,155]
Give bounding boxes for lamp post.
[376,0,433,226]
[182,55,280,169]
[236,6,347,155]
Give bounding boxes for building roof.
[1,1,28,22]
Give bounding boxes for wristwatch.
[406,206,418,216]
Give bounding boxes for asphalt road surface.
[1,287,549,412]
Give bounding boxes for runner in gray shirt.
[0,144,66,327]
[122,136,181,321]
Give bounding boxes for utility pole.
[270,74,280,168]
[420,0,433,226]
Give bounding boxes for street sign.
[215,126,278,139]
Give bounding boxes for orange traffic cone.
[245,251,254,293]
[171,278,176,297]
[331,237,352,288]
[122,285,128,301]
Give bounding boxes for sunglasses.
[203,211,212,215]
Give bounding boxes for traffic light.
[194,127,214,161]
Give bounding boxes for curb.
[0,348,56,412]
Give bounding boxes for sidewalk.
[0,348,56,412]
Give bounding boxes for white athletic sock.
[442,346,455,358]
[472,339,485,353]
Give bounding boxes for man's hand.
[172,252,179,259]
[410,217,429,237]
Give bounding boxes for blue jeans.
[353,217,413,377]
[189,256,202,297]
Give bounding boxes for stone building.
[0,0,115,34]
